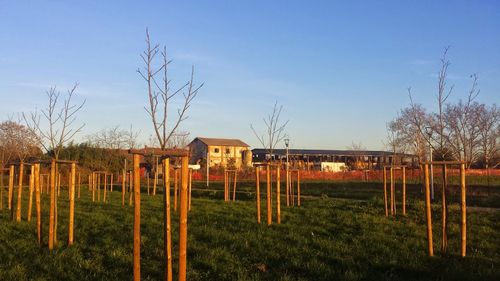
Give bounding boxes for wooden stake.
[163,158,172,281]
[35,164,41,244]
[153,156,158,196]
[266,164,272,225]
[460,163,466,257]
[103,173,108,202]
[390,167,394,216]
[442,164,448,254]
[122,169,126,207]
[297,170,301,207]
[68,163,75,246]
[92,173,95,202]
[188,169,192,211]
[133,154,141,281]
[110,174,113,192]
[8,165,13,210]
[179,156,189,281]
[256,167,261,224]
[383,167,388,216]
[97,173,101,202]
[78,172,81,199]
[286,166,289,207]
[224,170,229,201]
[49,160,56,250]
[276,167,281,224]
[129,172,133,206]
[54,166,58,245]
[232,170,237,202]
[27,165,35,222]
[402,167,406,215]
[15,162,24,222]
[174,169,178,211]
[424,164,433,256]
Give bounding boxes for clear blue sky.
[1,0,499,150]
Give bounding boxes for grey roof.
[192,137,249,147]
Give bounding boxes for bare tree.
[251,101,289,160]
[24,83,85,160]
[166,131,190,149]
[137,28,203,150]
[444,74,482,167]
[87,125,140,149]
[477,104,499,169]
[347,141,367,169]
[433,46,454,160]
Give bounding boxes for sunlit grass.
[0,181,499,280]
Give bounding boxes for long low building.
[251,148,417,170]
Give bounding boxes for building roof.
[251,148,412,157]
[191,137,250,147]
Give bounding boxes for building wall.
[188,140,252,169]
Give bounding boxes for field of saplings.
[1,179,499,281]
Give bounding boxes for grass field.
[0,180,499,281]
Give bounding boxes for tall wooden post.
[78,172,81,199]
[297,170,301,207]
[402,167,406,215]
[122,169,126,207]
[97,173,101,202]
[27,165,35,222]
[129,172,133,206]
[49,160,56,250]
[232,170,237,202]
[424,164,433,256]
[179,156,189,281]
[188,169,192,211]
[68,162,76,246]
[133,154,141,281]
[54,165,59,245]
[383,167,388,216]
[460,163,466,257]
[266,164,272,225]
[35,163,41,244]
[163,158,172,281]
[153,156,158,196]
[286,165,289,207]
[110,174,113,192]
[8,165,14,210]
[174,169,178,211]
[389,167,394,216]
[15,162,24,222]
[92,173,96,202]
[276,167,281,224]
[224,170,227,201]
[103,173,108,202]
[256,167,261,224]
[441,164,448,254]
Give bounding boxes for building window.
[225,148,230,154]
[214,148,219,153]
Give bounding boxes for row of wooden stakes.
[382,162,468,257]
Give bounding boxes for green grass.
[0,181,499,281]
